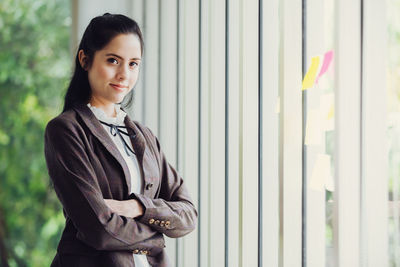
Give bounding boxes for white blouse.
[87,103,150,267]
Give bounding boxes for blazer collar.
[72,103,146,195]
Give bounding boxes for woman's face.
[80,33,142,106]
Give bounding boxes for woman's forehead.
[101,33,142,59]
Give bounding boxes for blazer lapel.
[122,110,149,195]
[123,115,161,198]
[73,103,133,194]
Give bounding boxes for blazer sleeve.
[44,117,165,252]
[129,127,198,238]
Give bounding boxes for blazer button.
[154,220,160,225]
[160,221,165,227]
[149,218,155,224]
[133,249,139,254]
[145,183,154,190]
[165,221,170,228]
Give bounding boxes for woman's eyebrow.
[105,53,141,61]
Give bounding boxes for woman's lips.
[110,83,127,92]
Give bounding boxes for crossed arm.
[104,127,198,238]
[103,198,144,219]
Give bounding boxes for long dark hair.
[62,13,144,112]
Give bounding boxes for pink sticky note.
[315,50,334,84]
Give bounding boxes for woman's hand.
[104,199,144,218]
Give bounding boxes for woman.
[44,13,197,267]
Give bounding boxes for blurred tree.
[0,0,71,266]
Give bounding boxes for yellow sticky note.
[327,104,334,120]
[305,109,323,145]
[302,56,320,90]
[309,154,332,192]
[320,93,335,131]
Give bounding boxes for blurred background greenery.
[0,0,71,266]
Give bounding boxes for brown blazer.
[44,103,197,267]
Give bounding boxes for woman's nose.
[117,64,129,80]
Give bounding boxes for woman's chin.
[109,95,126,104]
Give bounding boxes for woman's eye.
[129,62,138,68]
[107,58,118,64]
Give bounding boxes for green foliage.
[0,0,71,265]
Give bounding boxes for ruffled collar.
[87,103,127,125]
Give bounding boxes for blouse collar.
[87,103,127,125]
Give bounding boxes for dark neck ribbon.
[99,120,136,157]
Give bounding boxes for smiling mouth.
[110,84,128,91]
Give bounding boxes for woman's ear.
[78,49,88,70]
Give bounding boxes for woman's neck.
[89,99,117,118]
